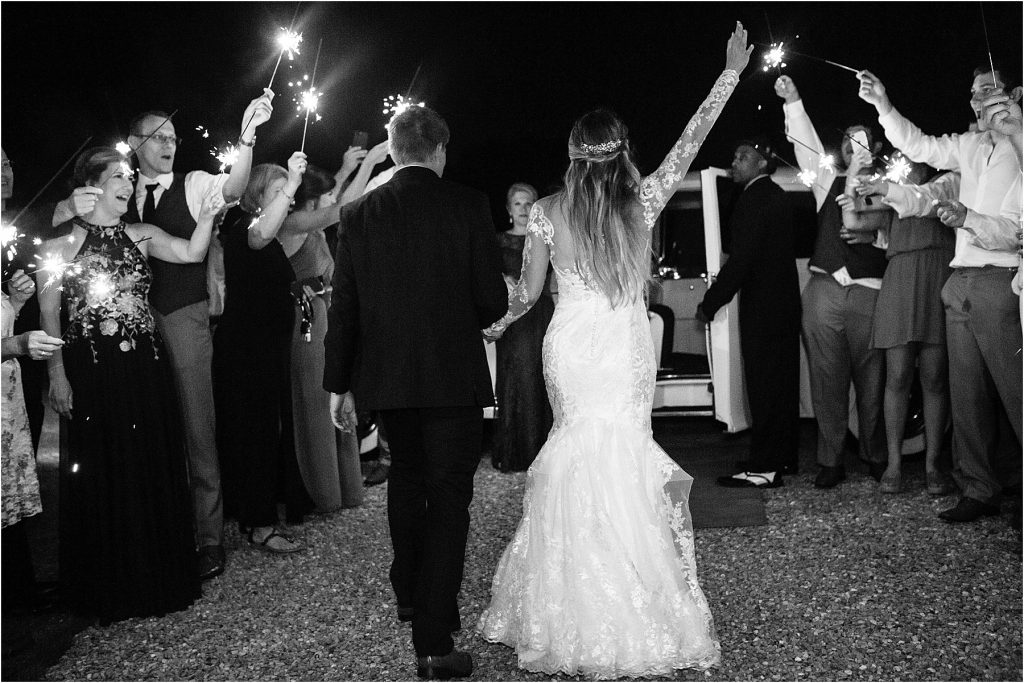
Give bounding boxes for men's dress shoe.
[735,460,798,475]
[198,545,226,581]
[397,606,414,622]
[364,462,389,487]
[417,650,473,680]
[938,497,1000,523]
[814,466,846,489]
[717,471,782,488]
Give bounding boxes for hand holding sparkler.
[340,146,368,177]
[774,75,800,104]
[981,92,1023,140]
[724,21,753,75]
[856,70,893,116]
[285,151,309,193]
[935,200,968,229]
[7,269,36,308]
[854,175,889,198]
[66,186,103,219]
[16,329,64,361]
[240,89,276,143]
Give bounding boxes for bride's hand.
[724,21,753,74]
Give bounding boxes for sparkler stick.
[769,153,830,194]
[300,38,324,154]
[756,43,858,74]
[405,62,423,99]
[979,3,998,88]
[8,137,93,231]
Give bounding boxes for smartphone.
[352,131,368,149]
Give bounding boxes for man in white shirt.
[858,65,1022,524]
[53,92,275,576]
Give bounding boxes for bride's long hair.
[559,109,648,308]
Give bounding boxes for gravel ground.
[45,429,1022,682]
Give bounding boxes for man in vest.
[54,92,274,579]
[776,75,889,489]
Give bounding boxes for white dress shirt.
[135,170,228,223]
[878,107,1021,268]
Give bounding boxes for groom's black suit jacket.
[323,166,508,409]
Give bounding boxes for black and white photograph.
[1,1,1021,681]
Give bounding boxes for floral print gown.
[2,293,42,528]
[57,219,199,622]
[477,70,739,677]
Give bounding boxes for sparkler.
[979,3,998,88]
[756,42,858,74]
[761,43,787,73]
[884,153,912,184]
[115,141,132,155]
[211,143,240,173]
[268,27,303,93]
[299,38,324,153]
[797,169,818,188]
[382,94,426,129]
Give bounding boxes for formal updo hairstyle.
[294,164,337,210]
[239,163,288,214]
[73,147,128,188]
[561,108,647,307]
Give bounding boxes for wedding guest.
[213,154,309,553]
[39,147,222,622]
[492,182,554,472]
[858,66,1022,522]
[776,75,889,489]
[841,164,957,495]
[2,270,61,628]
[700,136,801,488]
[280,156,380,513]
[52,93,275,581]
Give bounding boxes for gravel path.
[45,427,1022,682]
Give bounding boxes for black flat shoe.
[735,460,798,475]
[938,497,1000,523]
[417,650,473,680]
[814,466,846,489]
[717,471,783,488]
[198,545,226,581]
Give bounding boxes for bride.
[478,22,752,678]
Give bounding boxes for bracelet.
[238,136,256,147]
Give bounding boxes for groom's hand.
[331,391,358,433]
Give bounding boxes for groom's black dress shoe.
[938,497,1000,523]
[735,460,798,475]
[416,650,473,680]
[397,606,414,622]
[717,471,783,488]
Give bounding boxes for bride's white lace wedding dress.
[477,68,738,678]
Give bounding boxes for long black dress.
[59,219,199,623]
[213,208,309,528]
[492,231,554,472]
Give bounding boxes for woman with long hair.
[477,23,751,677]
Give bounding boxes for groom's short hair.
[388,106,450,165]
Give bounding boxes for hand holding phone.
[352,131,369,149]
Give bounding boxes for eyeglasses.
[971,84,1006,98]
[133,132,181,147]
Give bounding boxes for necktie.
[142,183,159,221]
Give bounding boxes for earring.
[509,215,513,225]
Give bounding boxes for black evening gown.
[493,231,554,472]
[58,219,199,623]
[213,208,310,528]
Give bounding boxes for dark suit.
[701,175,801,472]
[324,165,507,656]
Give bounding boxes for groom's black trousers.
[381,406,483,656]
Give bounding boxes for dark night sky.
[2,1,1021,226]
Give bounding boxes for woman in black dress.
[38,147,221,622]
[492,182,554,471]
[213,153,309,553]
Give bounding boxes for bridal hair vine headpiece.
[568,138,624,161]
[581,139,621,154]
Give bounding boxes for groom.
[323,105,508,679]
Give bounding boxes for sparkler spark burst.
[797,169,818,188]
[115,141,132,155]
[195,125,211,139]
[295,88,323,122]
[884,154,912,184]
[1,224,23,263]
[382,95,426,128]
[276,28,303,60]
[762,43,787,72]
[818,154,836,171]
[211,143,240,173]
[88,273,115,302]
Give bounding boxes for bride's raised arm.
[640,21,752,228]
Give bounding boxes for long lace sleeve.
[483,204,553,339]
[639,69,740,229]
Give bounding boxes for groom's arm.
[324,206,361,394]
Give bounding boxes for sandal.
[248,527,304,554]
